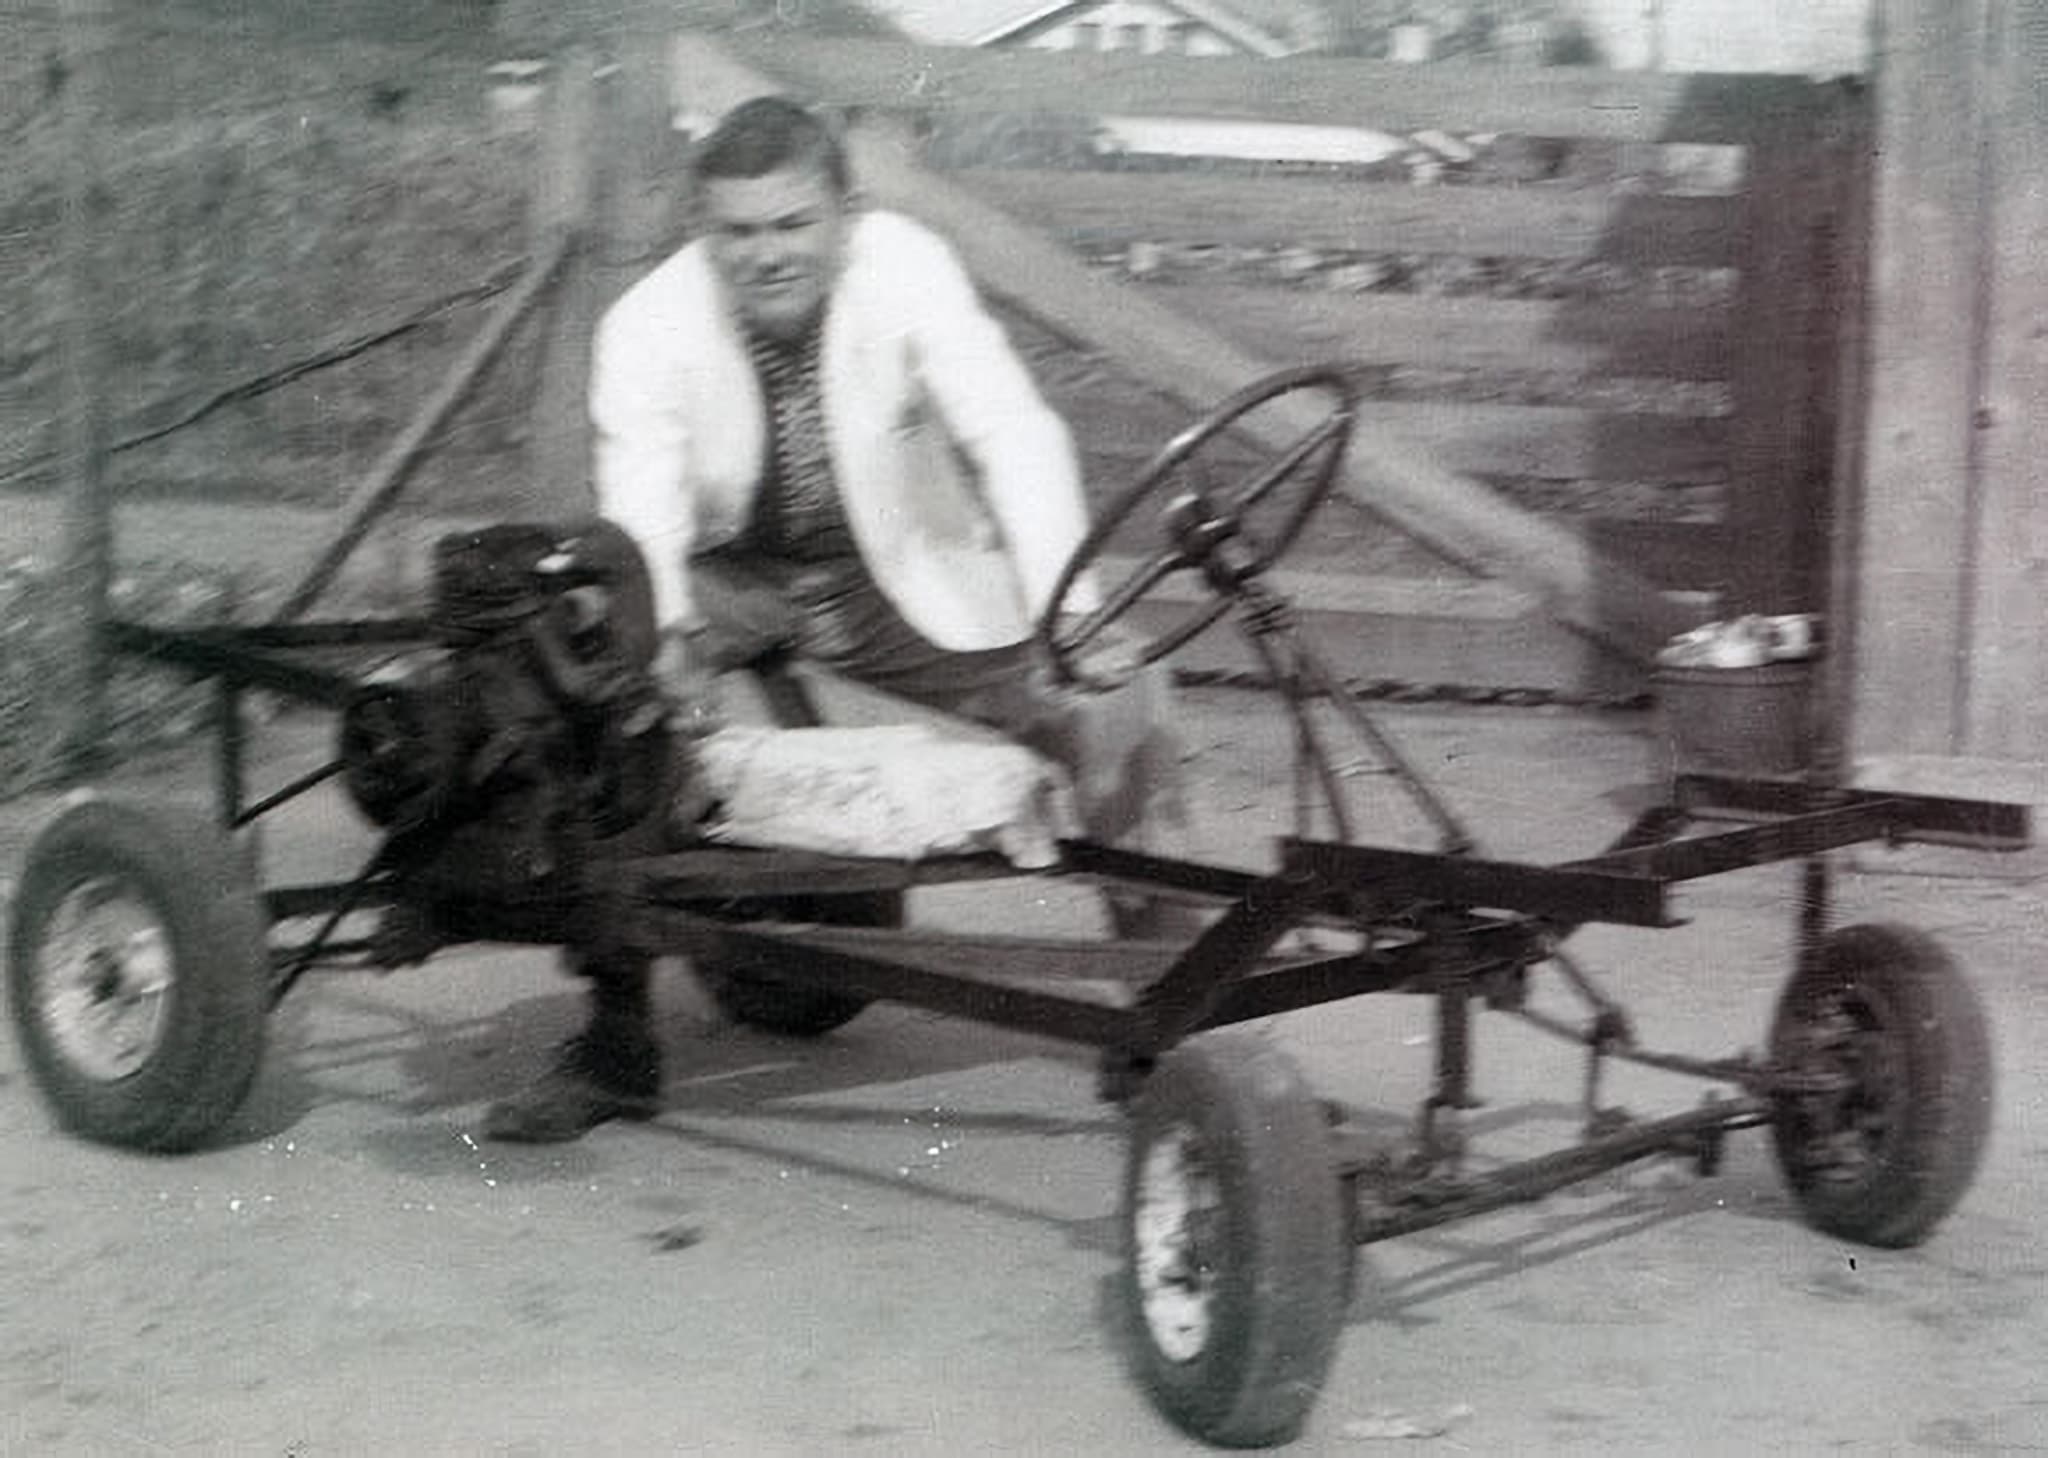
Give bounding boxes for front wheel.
[1768,923,1993,1248]
[696,891,898,1037]
[1120,1033,1351,1448]
[7,799,271,1151]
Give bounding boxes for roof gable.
[860,1,1046,46]
[975,2,1299,57]
[1202,0,1320,47]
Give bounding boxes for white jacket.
[590,209,1094,652]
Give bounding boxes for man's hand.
[1050,616,1147,691]
[653,629,726,739]
[688,560,801,670]
[666,619,786,677]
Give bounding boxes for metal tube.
[1509,1003,1755,1086]
[1292,629,1474,854]
[1129,867,1324,1058]
[1797,851,1834,975]
[1241,606,1351,842]
[1350,1095,1771,1243]
[233,759,347,830]
[215,681,244,828]
[1434,987,1475,1112]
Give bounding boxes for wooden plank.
[1722,85,1861,615]
[274,237,570,621]
[526,48,603,518]
[1963,0,2048,763]
[670,34,1700,667]
[1847,0,1990,763]
[1587,520,1730,592]
[601,20,692,268]
[729,35,1841,146]
[1102,554,1536,618]
[954,167,1740,268]
[1061,391,1730,484]
[1817,61,1877,774]
[1157,284,1729,381]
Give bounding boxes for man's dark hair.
[694,96,850,195]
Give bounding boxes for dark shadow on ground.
[1352,1132,1792,1333]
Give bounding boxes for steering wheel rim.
[1039,365,1359,692]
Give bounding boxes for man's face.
[701,163,850,343]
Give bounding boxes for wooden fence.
[731,36,1867,621]
[13,24,1872,698]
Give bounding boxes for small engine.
[338,521,681,931]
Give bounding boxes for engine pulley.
[339,654,463,832]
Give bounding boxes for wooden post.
[1960,0,2048,765]
[1815,84,1877,776]
[1723,88,1856,617]
[525,46,604,518]
[1848,0,1993,764]
[54,0,118,777]
[601,30,685,271]
[1842,0,2045,810]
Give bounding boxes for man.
[483,96,1190,1143]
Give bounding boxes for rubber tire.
[1120,1032,1350,1449]
[1768,922,1993,1249]
[698,891,899,1038]
[7,799,270,1152]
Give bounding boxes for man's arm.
[896,224,1100,620]
[590,295,699,636]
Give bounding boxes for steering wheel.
[1039,365,1359,692]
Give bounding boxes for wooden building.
[1843,0,2045,804]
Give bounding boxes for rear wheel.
[1120,1033,1350,1448]
[7,799,270,1151]
[1768,923,1992,1248]
[697,891,899,1037]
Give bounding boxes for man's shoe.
[482,1033,663,1144]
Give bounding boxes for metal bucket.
[1654,661,1813,777]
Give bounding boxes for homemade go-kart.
[6,366,2027,1448]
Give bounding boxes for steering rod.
[1163,487,1477,854]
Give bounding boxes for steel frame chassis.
[101,604,2033,1246]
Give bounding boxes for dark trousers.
[574,553,1197,1019]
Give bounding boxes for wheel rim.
[1133,1124,1224,1363]
[35,876,175,1082]
[1783,984,1903,1186]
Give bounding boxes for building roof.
[861,0,1299,54]
[1207,0,1323,47]
[979,0,1295,55]
[857,0,1045,45]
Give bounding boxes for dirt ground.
[1,678,2043,1456]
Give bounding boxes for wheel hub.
[1133,1125,1223,1363]
[37,877,173,1082]
[1786,997,1901,1184]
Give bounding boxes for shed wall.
[1847,0,2046,794]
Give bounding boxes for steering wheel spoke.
[1230,415,1351,550]
[1039,366,1359,690]
[1091,548,1188,633]
[1050,549,1187,690]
